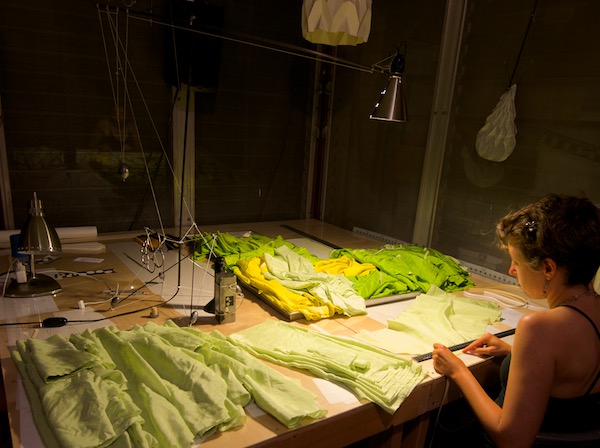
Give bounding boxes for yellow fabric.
[314,255,376,277]
[234,257,336,320]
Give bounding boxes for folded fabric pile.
[194,231,320,267]
[331,245,474,296]
[194,232,474,320]
[235,245,368,320]
[228,320,427,414]
[196,232,369,320]
[12,321,326,448]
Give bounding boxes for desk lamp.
[370,46,408,123]
[4,192,63,298]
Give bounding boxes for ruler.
[412,328,516,362]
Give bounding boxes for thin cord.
[189,235,217,313]
[99,6,207,250]
[1,258,19,296]
[124,11,375,74]
[462,289,528,309]
[428,377,451,448]
[508,0,538,87]
[0,252,190,327]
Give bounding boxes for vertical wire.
[508,0,538,87]
[97,8,120,143]
[99,6,199,241]
[122,9,131,165]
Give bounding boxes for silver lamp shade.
[370,50,407,123]
[4,193,63,298]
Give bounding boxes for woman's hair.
[496,194,600,286]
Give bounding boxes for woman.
[432,194,600,447]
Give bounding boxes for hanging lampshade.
[475,84,517,162]
[302,0,372,46]
[370,50,408,123]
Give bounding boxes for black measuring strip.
[412,328,516,362]
[279,224,342,249]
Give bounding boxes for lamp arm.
[97,3,377,75]
[370,54,398,73]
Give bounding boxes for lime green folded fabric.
[331,245,474,293]
[194,232,320,267]
[12,321,328,448]
[145,321,327,428]
[228,320,426,414]
[350,268,412,298]
[387,285,502,346]
[12,337,146,448]
[24,333,98,381]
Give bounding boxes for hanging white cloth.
[475,84,518,162]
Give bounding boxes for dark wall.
[0,0,312,232]
[433,0,600,273]
[325,0,446,242]
[0,1,174,232]
[193,0,313,224]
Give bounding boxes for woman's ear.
[542,257,558,279]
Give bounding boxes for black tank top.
[496,305,600,432]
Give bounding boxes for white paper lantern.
[302,0,372,46]
[475,84,518,162]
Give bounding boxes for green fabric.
[146,321,327,428]
[228,320,427,414]
[98,326,237,440]
[11,321,328,448]
[11,349,62,448]
[194,232,473,309]
[331,245,474,293]
[13,336,146,448]
[24,333,98,381]
[350,269,412,298]
[387,285,502,346]
[194,232,320,268]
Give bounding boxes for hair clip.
[525,220,537,233]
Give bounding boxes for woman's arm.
[432,344,503,437]
[433,313,555,447]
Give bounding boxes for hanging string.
[508,0,538,87]
[98,8,122,150]
[121,9,130,166]
[98,6,204,242]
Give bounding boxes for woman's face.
[507,242,545,299]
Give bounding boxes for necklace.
[560,290,600,306]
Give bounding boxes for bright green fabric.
[331,245,474,293]
[350,268,412,298]
[193,232,320,267]
[194,232,473,307]
[228,320,427,414]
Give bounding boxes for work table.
[0,219,527,447]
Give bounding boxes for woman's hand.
[432,343,468,379]
[462,333,512,357]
